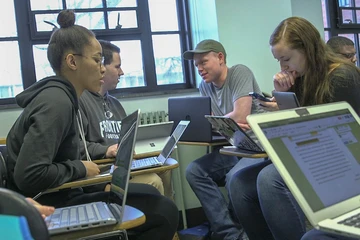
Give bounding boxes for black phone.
[248,92,272,102]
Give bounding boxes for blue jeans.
[228,159,273,240]
[258,164,306,240]
[185,149,263,240]
[301,229,357,240]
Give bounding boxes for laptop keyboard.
[338,213,360,228]
[46,202,112,229]
[132,157,159,169]
[239,138,263,152]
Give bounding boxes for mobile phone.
[248,92,272,102]
[272,92,300,110]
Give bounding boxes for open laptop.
[168,96,225,142]
[247,102,360,238]
[135,121,174,154]
[205,115,265,153]
[273,91,300,110]
[131,120,190,171]
[45,109,140,235]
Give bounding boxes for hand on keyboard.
[26,198,55,219]
[82,161,100,177]
[106,143,118,158]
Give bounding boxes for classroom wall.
[0,0,325,211]
[215,0,324,93]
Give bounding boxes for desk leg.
[206,146,213,154]
[174,147,187,229]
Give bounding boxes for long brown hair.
[269,17,354,106]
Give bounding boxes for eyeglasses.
[339,52,356,59]
[72,53,105,66]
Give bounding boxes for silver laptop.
[247,102,360,238]
[205,115,265,153]
[135,121,174,154]
[131,120,190,171]
[45,109,140,235]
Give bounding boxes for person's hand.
[257,97,279,111]
[273,71,296,92]
[237,123,251,131]
[81,161,100,177]
[104,184,111,192]
[26,198,55,219]
[105,144,118,158]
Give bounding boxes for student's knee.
[257,164,284,193]
[226,169,250,197]
[185,161,202,183]
[130,174,164,195]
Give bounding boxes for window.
[322,0,360,64]
[0,0,194,104]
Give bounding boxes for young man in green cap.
[183,39,264,240]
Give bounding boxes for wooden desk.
[220,146,268,158]
[178,140,228,147]
[45,160,179,193]
[50,205,145,240]
[178,140,229,154]
[0,138,5,145]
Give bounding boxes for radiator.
[140,111,168,125]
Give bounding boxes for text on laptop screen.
[259,109,360,212]
[110,111,138,204]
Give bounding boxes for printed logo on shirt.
[99,120,122,139]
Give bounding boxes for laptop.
[131,120,190,171]
[273,91,300,110]
[45,109,140,235]
[205,115,265,153]
[135,121,174,154]
[247,102,360,238]
[168,96,226,142]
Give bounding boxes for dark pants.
[38,183,179,240]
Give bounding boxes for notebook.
[168,96,226,142]
[247,102,360,238]
[135,121,174,154]
[45,109,140,235]
[205,115,265,153]
[131,120,190,171]
[273,91,300,110]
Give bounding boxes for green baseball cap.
[183,39,227,60]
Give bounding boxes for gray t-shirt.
[199,64,263,116]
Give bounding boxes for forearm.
[224,111,248,124]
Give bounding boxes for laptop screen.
[206,116,263,152]
[157,120,190,163]
[259,109,360,212]
[109,110,139,218]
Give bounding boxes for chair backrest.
[0,152,7,188]
[0,188,49,240]
[0,145,7,188]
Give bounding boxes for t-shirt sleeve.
[229,65,259,103]
[199,81,207,96]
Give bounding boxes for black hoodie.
[6,76,86,199]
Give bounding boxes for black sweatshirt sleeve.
[330,66,360,115]
[13,89,86,193]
